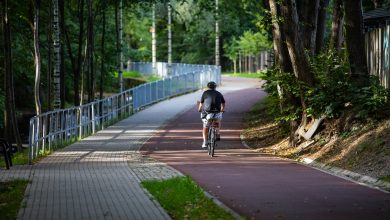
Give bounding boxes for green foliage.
[263,50,389,124]
[238,30,271,55]
[0,180,29,220]
[262,68,302,123]
[307,51,351,118]
[308,50,388,119]
[379,175,390,183]
[142,176,236,220]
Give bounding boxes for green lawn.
[114,71,161,82]
[0,148,29,168]
[0,180,29,220]
[223,72,265,79]
[142,176,236,220]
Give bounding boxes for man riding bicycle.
[198,81,225,148]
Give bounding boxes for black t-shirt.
[200,90,225,112]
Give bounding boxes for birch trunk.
[152,3,156,75]
[168,0,172,74]
[52,0,61,109]
[215,0,220,66]
[33,0,42,116]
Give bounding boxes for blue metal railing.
[28,63,220,163]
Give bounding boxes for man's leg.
[203,127,208,143]
[201,118,209,148]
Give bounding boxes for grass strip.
[0,180,29,220]
[0,148,29,168]
[142,176,236,220]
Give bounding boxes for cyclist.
[197,81,225,148]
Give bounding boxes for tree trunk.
[33,0,42,117]
[52,0,61,109]
[303,0,319,55]
[75,0,84,106]
[269,0,297,147]
[315,0,330,54]
[59,0,65,109]
[269,0,292,73]
[152,3,156,75]
[330,0,344,53]
[343,0,368,78]
[168,0,172,73]
[239,51,242,72]
[47,0,53,111]
[1,0,23,150]
[86,0,94,102]
[115,0,123,91]
[100,0,106,100]
[215,0,219,66]
[281,0,314,86]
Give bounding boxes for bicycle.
[207,119,219,157]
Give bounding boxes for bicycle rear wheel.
[208,127,216,157]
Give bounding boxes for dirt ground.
[242,102,390,181]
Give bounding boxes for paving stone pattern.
[0,77,259,220]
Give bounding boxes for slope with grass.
[242,98,390,185]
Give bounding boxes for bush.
[262,50,389,124]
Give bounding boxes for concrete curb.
[298,157,390,193]
[240,135,390,193]
[203,191,243,220]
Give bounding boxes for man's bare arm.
[198,102,203,112]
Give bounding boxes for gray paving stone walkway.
[0,76,259,220]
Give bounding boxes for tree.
[33,0,42,116]
[302,0,319,55]
[100,0,106,100]
[331,0,344,53]
[59,0,65,108]
[168,0,172,72]
[1,0,23,150]
[75,0,84,106]
[52,0,61,109]
[315,0,330,54]
[223,37,239,74]
[86,0,94,102]
[215,0,220,66]
[281,0,314,86]
[343,0,368,79]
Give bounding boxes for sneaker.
[216,134,221,141]
[202,142,208,148]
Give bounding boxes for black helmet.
[207,81,217,89]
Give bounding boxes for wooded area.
[1,0,389,149]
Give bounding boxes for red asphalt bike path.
[141,77,390,220]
